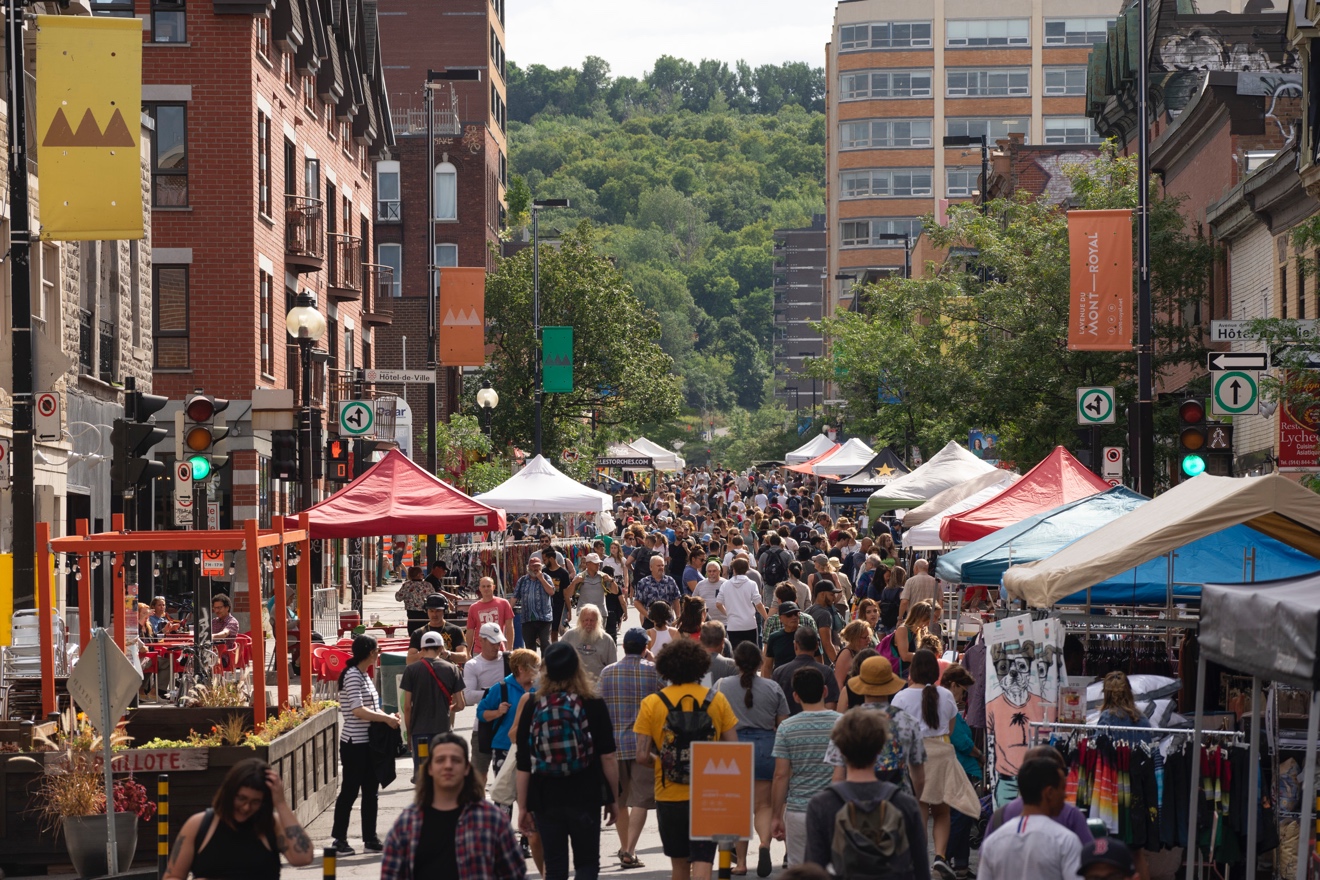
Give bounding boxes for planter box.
[0,708,339,874]
[122,706,277,746]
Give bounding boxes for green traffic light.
[1181,454,1206,477]
[189,455,211,481]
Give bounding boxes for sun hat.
[847,655,905,697]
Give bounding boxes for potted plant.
[31,712,156,878]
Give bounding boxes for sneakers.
[331,840,356,856]
[362,839,383,853]
[932,856,957,880]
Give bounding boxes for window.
[146,103,188,207]
[284,139,297,197]
[946,117,1028,142]
[129,241,141,348]
[260,269,273,376]
[377,243,402,296]
[152,0,185,42]
[91,0,134,16]
[281,50,293,90]
[840,218,922,248]
[1044,18,1114,45]
[490,27,506,80]
[153,265,189,369]
[499,149,507,186]
[841,70,932,99]
[1044,116,1098,144]
[947,19,1029,47]
[946,167,979,196]
[433,162,457,220]
[492,86,507,131]
[256,15,271,60]
[1045,67,1087,96]
[840,119,932,149]
[344,328,355,373]
[841,169,933,198]
[947,68,1029,97]
[38,244,58,330]
[839,21,932,50]
[436,243,458,267]
[304,157,320,201]
[257,112,271,218]
[302,75,316,115]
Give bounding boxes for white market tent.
[1002,473,1320,608]
[902,469,1019,529]
[474,454,614,514]
[902,478,1021,550]
[785,433,838,464]
[867,441,999,517]
[812,437,877,477]
[630,437,686,471]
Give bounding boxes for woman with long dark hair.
[890,649,978,880]
[163,758,314,880]
[715,642,789,876]
[331,635,400,855]
[677,595,707,641]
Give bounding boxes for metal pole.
[1246,676,1261,873]
[156,774,170,880]
[1299,691,1320,880]
[301,339,314,511]
[533,205,543,457]
[1184,653,1207,880]
[1136,0,1155,496]
[904,234,912,278]
[98,631,120,875]
[8,0,35,610]
[980,135,989,217]
[425,80,439,567]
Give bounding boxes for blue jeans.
[535,804,601,880]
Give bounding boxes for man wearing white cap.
[462,621,509,780]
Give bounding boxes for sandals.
[618,851,645,869]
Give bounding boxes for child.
[647,600,681,656]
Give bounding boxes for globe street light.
[476,379,499,438]
[285,291,326,511]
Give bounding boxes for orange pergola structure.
[38,514,314,724]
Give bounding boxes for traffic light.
[298,409,324,482]
[110,389,169,495]
[1177,398,1207,479]
[271,430,298,481]
[326,438,351,483]
[180,392,230,480]
[353,439,382,478]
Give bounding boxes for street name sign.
[1207,352,1268,371]
[1211,370,1259,416]
[1077,387,1116,425]
[364,368,436,384]
[1211,320,1319,342]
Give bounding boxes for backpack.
[829,782,915,880]
[530,692,594,776]
[761,549,790,590]
[656,690,717,786]
[878,586,903,630]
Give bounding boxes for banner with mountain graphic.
[438,266,485,366]
[542,326,573,393]
[36,15,143,240]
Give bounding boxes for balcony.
[99,320,116,383]
[78,309,93,373]
[285,195,325,272]
[361,262,394,325]
[327,233,362,301]
[388,105,462,137]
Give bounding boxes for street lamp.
[531,197,570,457]
[476,379,499,438]
[942,134,990,217]
[874,233,912,279]
[285,291,326,511]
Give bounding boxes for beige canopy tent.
[1002,473,1320,607]
[901,469,1018,528]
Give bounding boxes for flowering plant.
[107,777,156,822]
[30,708,152,831]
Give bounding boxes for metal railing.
[361,263,395,324]
[78,309,94,372]
[285,195,325,263]
[388,106,462,136]
[327,233,362,294]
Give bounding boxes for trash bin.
[378,650,409,714]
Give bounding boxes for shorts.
[617,758,657,809]
[656,800,717,863]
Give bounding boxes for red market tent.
[939,445,1110,544]
[306,448,507,539]
[785,443,841,475]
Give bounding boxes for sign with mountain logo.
[542,326,574,393]
[36,16,143,241]
[438,267,486,367]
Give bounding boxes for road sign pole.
[97,630,120,875]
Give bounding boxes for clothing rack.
[1028,720,1245,741]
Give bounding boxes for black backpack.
[761,549,790,590]
[879,585,903,630]
[656,690,716,786]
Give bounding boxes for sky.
[506,0,839,78]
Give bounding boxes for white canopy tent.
[902,478,1021,550]
[902,470,1019,528]
[1002,473,1320,608]
[474,454,614,514]
[785,433,838,464]
[867,441,999,517]
[630,437,686,471]
[812,437,877,477]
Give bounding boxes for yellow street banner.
[36,15,143,241]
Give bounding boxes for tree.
[481,222,682,455]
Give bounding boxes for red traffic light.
[1178,399,1205,424]
[185,394,230,423]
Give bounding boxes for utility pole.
[1135,0,1155,496]
[531,198,569,458]
[8,0,35,610]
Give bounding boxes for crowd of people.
[170,467,1144,880]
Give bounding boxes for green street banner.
[543,326,573,393]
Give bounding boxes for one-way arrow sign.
[1208,352,1268,371]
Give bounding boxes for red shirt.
[465,597,513,633]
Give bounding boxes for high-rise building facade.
[825,0,1121,312]
[772,217,827,413]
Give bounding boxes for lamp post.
[531,197,570,457]
[476,379,499,438]
[874,233,912,278]
[941,133,990,217]
[285,291,327,512]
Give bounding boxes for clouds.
[506,0,834,77]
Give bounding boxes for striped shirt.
[599,655,662,757]
[773,709,841,812]
[339,666,379,743]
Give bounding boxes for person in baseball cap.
[478,621,507,646]
[1077,838,1138,879]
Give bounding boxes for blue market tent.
[937,485,1320,604]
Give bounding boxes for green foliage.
[817,145,1213,480]
[703,404,800,470]
[507,57,825,421]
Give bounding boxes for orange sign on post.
[1067,209,1133,351]
[438,267,486,366]
[689,741,755,841]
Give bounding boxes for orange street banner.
[1067,209,1132,351]
[439,267,486,366]
[36,15,143,241]
[689,741,754,841]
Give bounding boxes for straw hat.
[848,656,905,697]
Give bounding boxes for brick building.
[372,0,507,452]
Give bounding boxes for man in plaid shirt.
[599,628,663,869]
[632,554,681,626]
